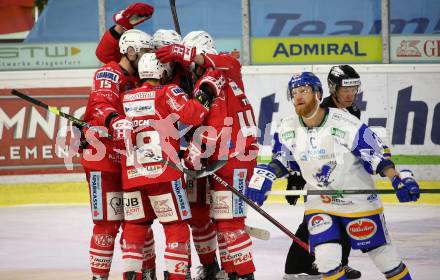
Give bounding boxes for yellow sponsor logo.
[252,36,382,64]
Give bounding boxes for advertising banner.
[0,88,89,175]
[0,42,100,70]
[250,0,440,37]
[252,36,382,64]
[391,35,440,62]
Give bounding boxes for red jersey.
[81,61,139,172]
[195,73,258,162]
[120,83,208,189]
[95,29,121,64]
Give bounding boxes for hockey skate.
[215,270,229,280]
[163,269,192,280]
[227,272,255,280]
[193,260,221,280]
[283,263,321,279]
[344,265,361,279]
[142,268,157,280]
[123,271,143,280]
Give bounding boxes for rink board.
[1,179,439,206]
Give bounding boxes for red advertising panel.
[0,87,90,175]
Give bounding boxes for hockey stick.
[268,189,440,196]
[11,89,109,136]
[10,89,226,178]
[244,225,271,241]
[169,0,181,35]
[210,173,310,253]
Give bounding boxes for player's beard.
[295,96,318,117]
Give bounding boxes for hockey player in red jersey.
[118,52,224,280]
[81,21,153,279]
[156,31,259,280]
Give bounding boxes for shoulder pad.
[329,108,360,127]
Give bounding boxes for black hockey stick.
[10,89,226,178]
[269,189,440,196]
[210,172,311,253]
[11,89,109,137]
[169,0,181,35]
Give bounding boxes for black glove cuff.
[110,25,122,40]
[194,89,214,109]
[105,112,119,129]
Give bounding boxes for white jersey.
[274,108,392,218]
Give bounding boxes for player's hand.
[113,2,154,30]
[195,69,226,97]
[391,169,420,202]
[193,70,226,108]
[155,44,196,67]
[109,116,133,151]
[285,174,305,206]
[246,164,277,206]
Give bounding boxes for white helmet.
[138,53,171,80]
[119,29,153,54]
[153,29,182,49]
[196,46,217,55]
[182,30,215,49]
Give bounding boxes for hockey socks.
[385,263,412,280]
[142,226,156,270]
[89,222,120,278]
[163,222,191,280]
[191,222,218,265]
[217,220,256,276]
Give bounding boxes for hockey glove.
[196,69,226,97]
[391,169,420,202]
[285,173,306,206]
[155,44,196,67]
[72,122,89,151]
[109,116,133,151]
[113,2,154,30]
[246,164,277,206]
[193,70,226,108]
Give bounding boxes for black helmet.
[327,65,361,94]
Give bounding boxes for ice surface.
[0,203,438,279]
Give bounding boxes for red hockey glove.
[193,70,226,108]
[155,44,196,67]
[109,116,133,151]
[113,2,154,30]
[195,69,226,97]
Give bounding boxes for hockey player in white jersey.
[245,72,420,280]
